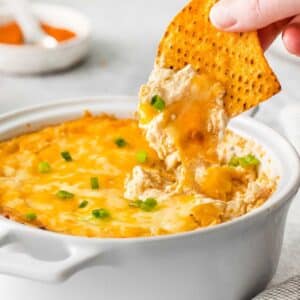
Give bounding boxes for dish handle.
[0,228,101,283]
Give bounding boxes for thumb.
[282,15,300,56]
[210,0,300,31]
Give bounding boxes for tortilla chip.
[156,0,281,117]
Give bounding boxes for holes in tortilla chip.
[156,0,281,116]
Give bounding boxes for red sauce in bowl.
[0,22,76,45]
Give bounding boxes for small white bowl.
[0,3,91,74]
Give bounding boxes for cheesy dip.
[0,65,278,238]
[0,111,276,238]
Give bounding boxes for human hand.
[209,0,300,56]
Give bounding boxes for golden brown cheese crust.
[0,114,276,238]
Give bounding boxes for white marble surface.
[0,0,300,296]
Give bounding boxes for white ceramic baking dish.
[0,96,299,300]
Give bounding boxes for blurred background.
[0,0,299,291]
[0,0,297,121]
[0,0,186,112]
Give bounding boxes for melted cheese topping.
[138,65,228,193]
[139,71,225,165]
[0,114,276,238]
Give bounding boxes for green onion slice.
[129,198,158,212]
[229,154,260,168]
[228,156,240,167]
[141,198,158,211]
[129,200,143,208]
[92,208,110,219]
[90,177,100,190]
[151,95,166,111]
[136,150,148,163]
[38,161,51,173]
[78,200,88,208]
[25,212,37,221]
[56,190,74,200]
[114,137,127,148]
[61,151,72,162]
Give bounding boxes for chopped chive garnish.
[56,190,74,200]
[114,137,127,148]
[92,208,110,219]
[228,156,240,167]
[61,151,72,162]
[78,200,88,208]
[136,150,148,163]
[38,161,51,173]
[90,177,99,190]
[229,154,260,168]
[240,154,260,167]
[129,200,143,208]
[25,212,37,221]
[129,198,158,212]
[141,198,158,211]
[151,95,166,111]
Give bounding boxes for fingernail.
[210,4,237,29]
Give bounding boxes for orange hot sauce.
[0,22,76,45]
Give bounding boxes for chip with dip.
[137,0,281,197]
[156,0,281,116]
